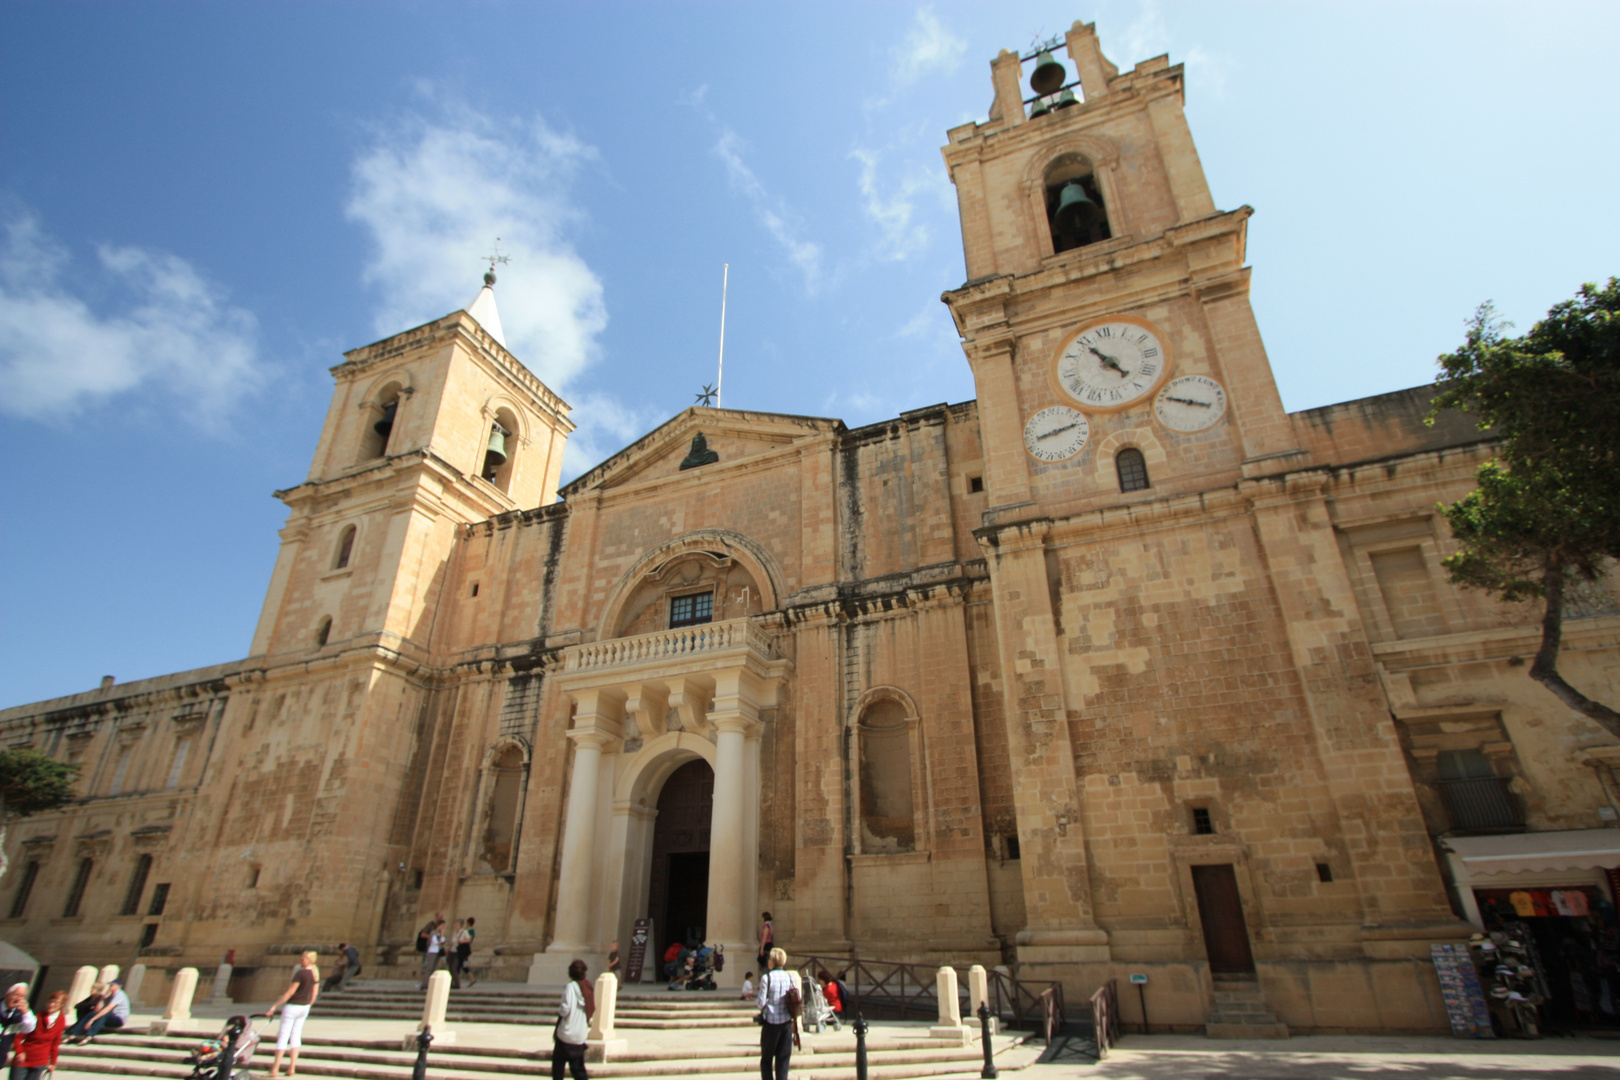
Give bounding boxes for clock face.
[1023,406,1091,463]
[1053,316,1170,412]
[1153,375,1228,432]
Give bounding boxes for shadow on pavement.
[1036,1030,1101,1066]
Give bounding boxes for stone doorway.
[648,759,713,963]
[1191,863,1256,975]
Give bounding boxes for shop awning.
[1442,830,1620,875]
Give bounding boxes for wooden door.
[1191,863,1256,975]
[647,760,714,961]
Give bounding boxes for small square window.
[668,591,714,629]
[1316,862,1334,883]
[1191,807,1214,835]
[1005,834,1020,860]
[968,476,984,494]
[470,583,480,597]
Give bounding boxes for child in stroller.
[187,1015,262,1079]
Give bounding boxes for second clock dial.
[1053,315,1170,412]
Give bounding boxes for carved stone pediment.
[131,824,172,850]
[74,829,113,860]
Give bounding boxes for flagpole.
[716,263,729,408]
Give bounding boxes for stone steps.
[57,1030,1011,1080]
[1204,978,1288,1039]
[317,989,757,1029]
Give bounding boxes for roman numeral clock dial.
[1052,315,1171,412]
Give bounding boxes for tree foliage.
[1430,278,1620,735]
[0,747,80,882]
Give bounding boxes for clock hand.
[1037,423,1078,439]
[1164,396,1210,408]
[1084,343,1130,377]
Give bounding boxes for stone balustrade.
[562,618,774,673]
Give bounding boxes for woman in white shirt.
[755,948,798,1080]
[552,959,595,1080]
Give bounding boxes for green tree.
[0,748,80,882]
[1430,278,1620,736]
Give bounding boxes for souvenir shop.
[1443,830,1620,1034]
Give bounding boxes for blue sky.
[2,1,1616,706]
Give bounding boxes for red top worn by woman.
[14,1009,66,1069]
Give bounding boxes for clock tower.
[941,22,1461,1000]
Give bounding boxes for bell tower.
[942,21,1302,526]
[248,276,573,660]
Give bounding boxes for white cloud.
[1118,0,1228,97]
[346,104,607,387]
[850,147,951,262]
[559,389,662,483]
[893,7,966,85]
[714,129,824,292]
[0,212,262,425]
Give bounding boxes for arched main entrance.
[649,759,713,962]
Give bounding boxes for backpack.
[415,928,429,953]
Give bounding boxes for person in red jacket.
[11,990,66,1079]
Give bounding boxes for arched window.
[481,407,519,493]
[858,699,915,854]
[314,616,332,647]
[1044,154,1111,254]
[480,745,526,873]
[1116,447,1150,492]
[361,384,403,460]
[333,525,356,570]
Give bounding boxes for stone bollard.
[405,969,455,1049]
[209,962,233,1004]
[586,971,626,1062]
[67,967,98,1009]
[149,966,197,1036]
[968,965,997,1035]
[125,964,147,1006]
[930,966,969,1044]
[98,964,120,986]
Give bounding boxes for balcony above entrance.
[557,618,791,744]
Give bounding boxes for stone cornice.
[1372,615,1620,673]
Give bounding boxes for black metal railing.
[1438,776,1522,831]
[784,952,1064,1042]
[1089,978,1120,1060]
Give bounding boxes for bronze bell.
[1030,50,1066,95]
[482,422,509,478]
[373,400,397,439]
[1052,88,1079,109]
[1052,180,1100,235]
[1028,96,1052,120]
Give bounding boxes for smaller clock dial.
[1153,375,1228,432]
[1023,406,1091,463]
[1054,318,1170,412]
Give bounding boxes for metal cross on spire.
[483,238,511,286]
[695,383,718,407]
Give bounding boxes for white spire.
[466,270,507,348]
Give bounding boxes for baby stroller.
[186,1015,263,1079]
[685,945,719,991]
[800,972,841,1032]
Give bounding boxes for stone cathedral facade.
[6,23,1620,1035]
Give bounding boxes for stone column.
[67,966,97,1008]
[968,965,997,1035]
[406,969,455,1049]
[125,963,147,1006]
[533,698,620,984]
[97,964,120,985]
[930,966,968,1043]
[149,966,197,1035]
[210,963,233,1003]
[586,971,626,1061]
[706,713,753,965]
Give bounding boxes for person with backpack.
[551,959,595,1080]
[755,947,799,1080]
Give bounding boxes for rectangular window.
[8,861,39,919]
[120,854,153,916]
[1192,807,1215,835]
[1370,547,1445,639]
[1436,749,1521,830]
[668,591,714,629]
[107,745,134,797]
[166,737,192,789]
[140,922,159,948]
[147,882,170,917]
[63,858,93,918]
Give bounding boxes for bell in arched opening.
[373,400,397,440]
[1049,177,1109,253]
[1052,88,1079,110]
[1029,50,1066,95]
[1028,96,1053,120]
[482,421,509,480]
